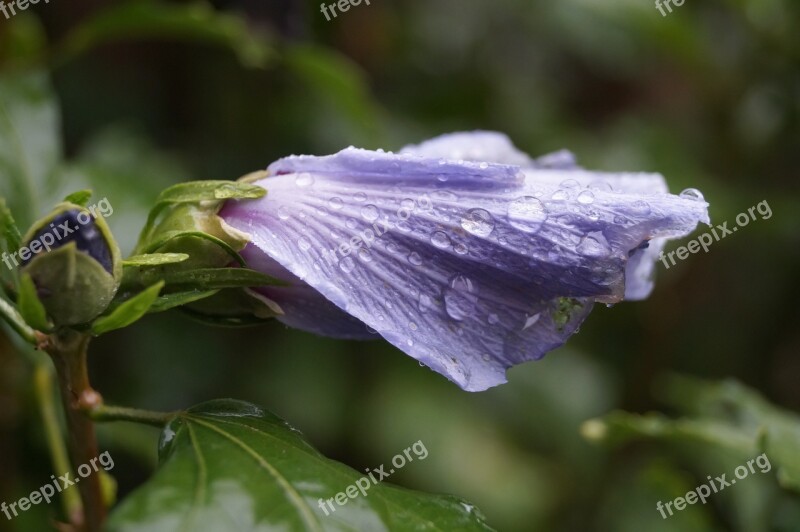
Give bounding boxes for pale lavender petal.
[221,141,708,391]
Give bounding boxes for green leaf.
[148,289,219,313]
[16,274,49,331]
[63,189,93,206]
[0,197,23,261]
[123,253,189,267]
[159,268,285,291]
[108,399,494,531]
[153,180,266,205]
[91,281,164,335]
[139,230,246,267]
[0,70,61,229]
[57,0,275,69]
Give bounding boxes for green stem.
[0,297,37,345]
[46,330,106,532]
[90,405,178,428]
[34,362,83,523]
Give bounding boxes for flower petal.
[221,138,708,390]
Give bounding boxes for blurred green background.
[0,0,798,530]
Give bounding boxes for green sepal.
[91,281,164,335]
[17,273,50,331]
[63,189,92,206]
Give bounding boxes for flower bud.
[20,203,122,326]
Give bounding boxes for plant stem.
[34,361,84,523]
[90,404,178,427]
[46,330,106,532]
[0,297,37,345]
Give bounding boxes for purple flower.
[220,132,709,391]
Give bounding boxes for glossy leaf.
[91,281,164,335]
[123,253,190,267]
[17,274,49,331]
[153,267,284,291]
[148,289,219,313]
[108,399,493,531]
[57,0,276,69]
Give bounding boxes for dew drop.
[277,206,290,220]
[444,274,478,321]
[409,322,418,331]
[346,218,358,230]
[360,204,379,222]
[295,173,314,187]
[551,189,569,201]
[560,179,580,189]
[358,248,373,262]
[577,190,595,204]
[461,208,495,237]
[400,198,416,210]
[679,188,705,201]
[454,243,469,255]
[432,190,457,201]
[298,237,312,251]
[508,196,547,233]
[339,256,356,273]
[431,231,450,249]
[631,200,651,214]
[354,192,367,202]
[487,313,500,325]
[408,252,423,266]
[589,181,613,192]
[328,197,344,210]
[577,233,611,257]
[418,293,435,312]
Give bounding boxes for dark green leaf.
[57,0,275,69]
[148,289,219,313]
[123,253,189,267]
[0,198,22,260]
[160,268,285,291]
[108,399,494,531]
[91,281,164,335]
[17,274,49,331]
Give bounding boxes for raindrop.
[479,162,489,169]
[508,196,547,233]
[589,181,613,192]
[461,208,495,237]
[409,322,418,331]
[277,206,290,220]
[360,205,379,222]
[354,192,367,202]
[346,218,358,230]
[431,231,450,249]
[680,188,705,201]
[419,293,436,312]
[358,248,373,262]
[551,189,569,201]
[386,242,399,254]
[407,339,414,346]
[328,197,344,210]
[560,179,580,189]
[577,190,595,204]
[454,243,469,255]
[339,256,356,273]
[631,200,651,214]
[577,233,611,257]
[487,313,500,325]
[444,274,478,321]
[400,198,416,210]
[295,173,314,187]
[437,175,449,182]
[297,237,312,251]
[408,252,423,266]
[432,190,458,201]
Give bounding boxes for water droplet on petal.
[400,198,415,210]
[358,248,373,262]
[408,252,423,266]
[577,232,611,257]
[409,322,418,331]
[508,196,547,233]
[339,256,356,273]
[454,243,469,255]
[461,208,495,237]
[577,190,595,204]
[298,237,312,251]
[346,218,358,230]
[631,200,651,214]
[679,188,705,201]
[522,312,541,330]
[437,174,449,182]
[296,173,314,187]
[479,162,489,169]
[487,313,500,325]
[354,192,367,202]
[551,189,569,201]
[278,206,290,220]
[419,293,435,312]
[560,179,580,189]
[361,205,379,222]
[444,274,478,321]
[431,231,450,249]
[432,190,457,201]
[589,181,613,192]
[328,197,344,210]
